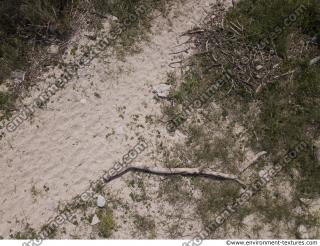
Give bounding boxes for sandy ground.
[0,0,220,238]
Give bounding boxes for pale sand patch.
[0,0,220,238]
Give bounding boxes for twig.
[169,60,183,68]
[6,139,13,150]
[180,29,205,37]
[273,70,295,79]
[172,36,193,48]
[239,151,267,174]
[169,48,190,55]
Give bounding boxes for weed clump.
[98,208,115,238]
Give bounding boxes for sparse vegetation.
[30,184,41,201]
[98,208,115,238]
[225,0,320,197]
[162,0,320,238]
[0,0,172,120]
[0,0,80,81]
[3,0,320,240]
[40,223,58,239]
[0,91,17,120]
[96,0,170,56]
[9,223,37,239]
[133,214,156,238]
[195,181,240,228]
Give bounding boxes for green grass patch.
[162,0,320,234]
[224,0,320,196]
[227,0,320,56]
[0,0,172,118]
[98,208,115,238]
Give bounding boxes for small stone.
[48,45,59,54]
[258,170,266,177]
[0,84,8,93]
[102,21,111,32]
[309,198,320,214]
[152,84,171,98]
[255,74,263,79]
[111,16,118,21]
[117,126,125,135]
[310,56,320,65]
[11,70,26,81]
[97,195,106,208]
[311,36,319,44]
[297,225,309,239]
[80,98,87,104]
[255,65,263,71]
[91,214,100,225]
[299,198,312,206]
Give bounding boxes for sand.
[0,0,219,238]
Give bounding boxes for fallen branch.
[104,165,246,186]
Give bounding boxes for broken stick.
[239,151,267,174]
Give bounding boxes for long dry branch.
[103,152,267,187]
[104,165,246,186]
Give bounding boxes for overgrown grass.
[254,59,320,196]
[100,0,169,56]
[0,0,169,81]
[0,0,81,81]
[225,0,320,197]
[227,0,320,56]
